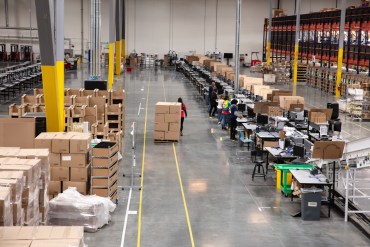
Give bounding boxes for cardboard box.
[268,106,283,117]
[0,165,33,187]
[155,102,170,114]
[0,240,32,247]
[92,152,118,167]
[165,114,180,123]
[62,181,87,195]
[92,142,118,157]
[70,164,91,182]
[92,171,118,187]
[91,162,118,177]
[153,131,165,141]
[61,153,89,168]
[312,141,345,159]
[0,118,35,148]
[154,122,169,132]
[30,239,83,247]
[50,167,69,181]
[34,133,58,150]
[69,134,92,153]
[169,122,180,132]
[52,133,74,154]
[48,153,60,167]
[92,181,117,197]
[155,114,165,123]
[254,102,279,114]
[165,131,180,141]
[169,103,181,114]
[48,181,62,195]
[309,108,333,123]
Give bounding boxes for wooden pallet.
[154,139,179,143]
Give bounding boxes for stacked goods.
[154,102,181,142]
[308,109,333,124]
[48,188,116,232]
[268,106,284,117]
[0,226,85,246]
[91,142,119,203]
[8,89,126,140]
[35,132,92,197]
[279,96,305,110]
[242,77,263,91]
[185,55,199,64]
[0,186,12,226]
[0,157,42,226]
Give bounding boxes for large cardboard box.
[154,122,169,132]
[165,114,180,123]
[62,181,87,195]
[91,162,118,177]
[34,133,58,150]
[52,133,74,154]
[155,114,165,123]
[50,167,69,181]
[49,153,61,167]
[308,108,333,123]
[91,171,118,187]
[153,131,165,141]
[91,181,117,197]
[169,103,181,114]
[61,153,89,168]
[0,118,35,148]
[165,131,180,141]
[0,165,33,187]
[155,102,170,114]
[48,181,62,195]
[169,122,180,132]
[92,152,118,167]
[92,142,118,157]
[279,96,305,110]
[312,141,345,159]
[70,134,92,154]
[70,165,91,182]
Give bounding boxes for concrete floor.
[1,65,370,246]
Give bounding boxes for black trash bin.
[301,188,323,221]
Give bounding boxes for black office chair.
[251,147,266,181]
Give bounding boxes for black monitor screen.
[224,53,233,59]
[247,107,256,118]
[257,114,268,125]
[237,103,246,112]
[293,145,305,158]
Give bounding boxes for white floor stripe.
[120,188,133,247]
[138,102,142,116]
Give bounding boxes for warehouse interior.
[1,0,370,247]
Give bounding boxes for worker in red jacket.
[178,97,187,136]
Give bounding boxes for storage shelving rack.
[263,7,370,75]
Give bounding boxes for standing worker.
[229,99,240,140]
[221,95,231,130]
[178,97,187,136]
[208,82,215,114]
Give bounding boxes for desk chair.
[239,131,254,150]
[251,147,266,181]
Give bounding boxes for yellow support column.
[108,43,114,89]
[336,48,344,98]
[56,61,65,131]
[267,42,271,65]
[336,0,346,99]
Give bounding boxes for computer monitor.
[293,145,305,158]
[224,53,233,59]
[237,103,246,112]
[247,107,256,118]
[257,114,269,125]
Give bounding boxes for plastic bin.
[301,188,323,221]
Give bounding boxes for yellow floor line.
[137,81,150,247]
[172,143,195,247]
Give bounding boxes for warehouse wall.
[0,0,362,60]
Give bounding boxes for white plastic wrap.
[48,187,116,232]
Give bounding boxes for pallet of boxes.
[91,142,119,203]
[0,147,50,226]
[154,102,181,142]
[34,132,92,198]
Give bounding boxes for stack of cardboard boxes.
[91,142,119,203]
[154,102,181,142]
[35,132,92,198]
[0,226,85,247]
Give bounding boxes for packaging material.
[279,96,305,110]
[61,153,89,168]
[308,108,333,123]
[48,181,62,195]
[62,182,87,195]
[49,153,61,167]
[312,141,345,160]
[0,240,32,247]
[154,102,181,141]
[92,142,118,157]
[155,114,165,123]
[51,167,69,181]
[70,165,91,182]
[91,162,118,177]
[0,118,36,148]
[154,122,168,132]
[254,102,279,114]
[48,188,116,232]
[0,187,13,226]
[155,102,170,114]
[52,132,75,153]
[153,131,165,141]
[70,134,92,154]
[268,106,284,117]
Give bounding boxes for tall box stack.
[0,186,12,226]
[109,90,126,133]
[105,103,124,134]
[91,142,119,203]
[35,132,92,199]
[154,102,181,142]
